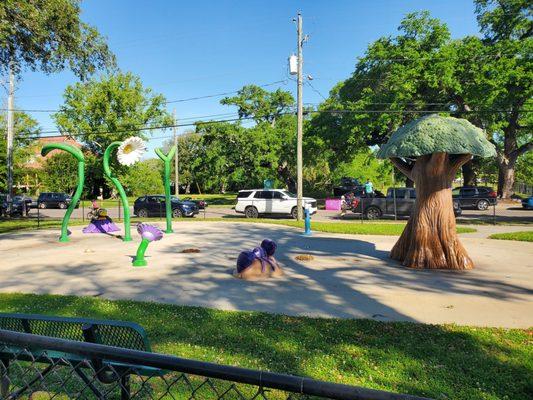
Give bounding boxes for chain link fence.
[0,330,431,400]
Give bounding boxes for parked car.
[37,192,76,209]
[0,194,23,216]
[452,186,497,210]
[133,195,199,218]
[521,196,533,210]
[235,189,317,219]
[13,195,32,207]
[333,177,364,197]
[13,195,32,214]
[350,187,462,219]
[182,197,208,209]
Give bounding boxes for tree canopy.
[0,111,41,191]
[53,72,173,156]
[221,85,294,125]
[377,114,496,159]
[0,0,115,78]
[309,2,531,196]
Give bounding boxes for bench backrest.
[0,313,151,352]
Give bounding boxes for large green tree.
[163,130,202,194]
[460,0,532,197]
[308,11,455,186]
[221,85,294,125]
[310,3,532,197]
[119,159,164,196]
[221,84,299,190]
[54,72,173,155]
[53,72,173,194]
[39,152,79,194]
[0,0,115,78]
[0,111,40,191]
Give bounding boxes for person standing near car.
[364,179,374,197]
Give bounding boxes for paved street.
[28,202,533,225]
[1,221,532,328]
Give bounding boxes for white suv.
[235,189,318,219]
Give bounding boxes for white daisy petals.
[117,137,146,166]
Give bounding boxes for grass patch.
[183,218,476,235]
[185,193,236,206]
[488,231,533,242]
[0,293,530,400]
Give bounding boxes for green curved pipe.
[132,238,150,267]
[155,146,176,234]
[41,143,85,242]
[103,142,132,241]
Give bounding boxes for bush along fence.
[0,329,432,400]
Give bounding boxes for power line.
[0,80,289,113]
[163,80,288,104]
[22,107,533,141]
[25,116,257,139]
[305,81,327,101]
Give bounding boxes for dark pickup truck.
[352,187,462,219]
[333,177,365,197]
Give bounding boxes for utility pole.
[173,109,179,196]
[296,12,304,221]
[6,62,15,204]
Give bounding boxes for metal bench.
[0,313,162,399]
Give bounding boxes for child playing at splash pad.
[233,239,284,280]
[82,200,120,234]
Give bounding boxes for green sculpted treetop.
[377,114,496,159]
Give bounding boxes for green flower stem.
[103,142,132,241]
[155,146,176,234]
[41,144,85,243]
[132,238,150,267]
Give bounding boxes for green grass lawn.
[245,219,476,235]
[186,193,237,206]
[488,231,533,242]
[0,217,476,235]
[0,293,530,400]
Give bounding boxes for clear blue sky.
[10,0,481,153]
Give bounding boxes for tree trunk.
[277,162,296,192]
[462,160,476,186]
[390,154,473,270]
[405,178,414,188]
[497,157,517,199]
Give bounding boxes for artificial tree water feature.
[41,143,85,242]
[103,137,146,242]
[155,146,176,234]
[377,114,496,270]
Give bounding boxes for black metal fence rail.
[0,329,432,400]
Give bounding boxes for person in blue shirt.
[364,179,374,197]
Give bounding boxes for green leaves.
[221,85,294,125]
[53,72,173,157]
[0,0,115,78]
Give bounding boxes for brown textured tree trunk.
[498,162,515,199]
[277,162,296,192]
[462,160,476,186]
[390,153,473,270]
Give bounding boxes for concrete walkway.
[1,221,532,328]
